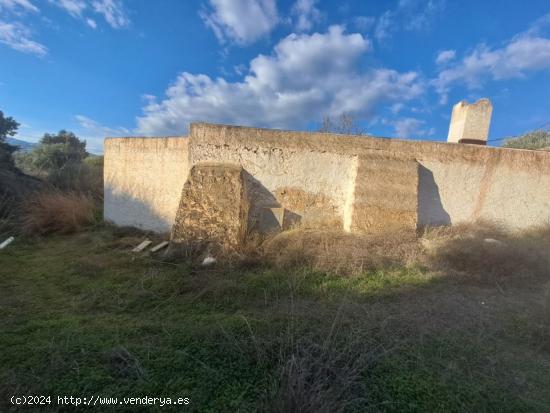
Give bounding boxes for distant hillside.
[6,138,37,152]
[503,130,550,150]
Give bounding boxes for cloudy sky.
[1,0,550,153]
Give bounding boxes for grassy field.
[2,225,550,412]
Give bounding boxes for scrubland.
[2,197,550,412]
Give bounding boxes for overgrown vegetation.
[503,129,550,150]
[20,191,97,236]
[0,110,19,169]
[15,130,103,198]
[2,223,550,411]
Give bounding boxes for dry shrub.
[262,227,423,275]
[424,221,550,280]
[21,191,96,236]
[0,190,16,238]
[264,336,374,413]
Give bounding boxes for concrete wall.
[190,123,550,231]
[103,124,550,233]
[189,124,358,229]
[104,137,188,232]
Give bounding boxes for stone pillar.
[171,162,250,250]
[447,98,493,145]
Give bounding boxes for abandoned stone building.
[103,99,550,247]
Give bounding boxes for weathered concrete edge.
[190,123,550,172]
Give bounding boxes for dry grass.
[423,222,550,281]
[262,227,423,275]
[0,190,16,238]
[258,221,550,280]
[21,191,96,236]
[163,219,550,282]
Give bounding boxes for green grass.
[1,226,550,412]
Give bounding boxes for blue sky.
[1,0,550,153]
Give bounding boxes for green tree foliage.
[0,110,20,167]
[503,129,550,150]
[40,130,88,161]
[15,131,102,197]
[17,130,88,174]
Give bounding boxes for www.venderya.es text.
[10,395,190,407]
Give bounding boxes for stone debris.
[201,256,217,266]
[150,241,169,252]
[0,236,14,250]
[132,239,152,252]
[483,238,506,247]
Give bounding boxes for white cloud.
[50,0,86,17]
[435,49,455,65]
[200,0,278,45]
[375,0,444,41]
[433,14,550,99]
[393,117,434,138]
[50,0,128,29]
[291,0,321,32]
[76,114,129,136]
[136,26,424,136]
[353,15,375,32]
[0,0,38,13]
[76,115,129,153]
[391,102,404,114]
[0,21,47,56]
[374,11,392,41]
[86,17,96,28]
[91,0,129,29]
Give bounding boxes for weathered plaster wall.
[189,124,357,229]
[103,124,550,234]
[104,137,188,232]
[190,123,550,231]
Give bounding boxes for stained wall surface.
[104,137,189,232]
[190,123,550,231]
[104,124,550,233]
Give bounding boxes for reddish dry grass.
[21,191,96,236]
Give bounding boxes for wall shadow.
[242,170,302,232]
[417,164,451,228]
[104,185,173,233]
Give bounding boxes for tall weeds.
[21,191,96,236]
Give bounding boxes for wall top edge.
[189,122,550,171]
[105,136,187,142]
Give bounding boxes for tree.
[319,112,365,135]
[15,130,91,191]
[0,110,20,167]
[0,110,19,142]
[40,130,88,162]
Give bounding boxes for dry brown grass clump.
[262,227,423,275]
[21,191,96,236]
[423,222,550,280]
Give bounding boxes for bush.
[21,192,96,236]
[15,153,103,199]
[503,130,550,150]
